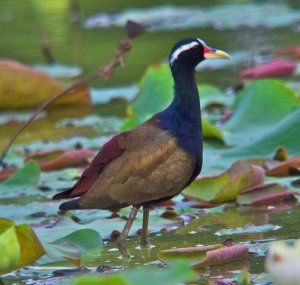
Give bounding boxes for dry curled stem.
[0,21,144,168]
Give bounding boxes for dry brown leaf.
[0,60,91,109]
[25,149,94,171]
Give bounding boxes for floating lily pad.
[222,79,300,158]
[183,161,265,203]
[224,108,300,158]
[0,218,45,275]
[46,229,103,266]
[224,79,300,145]
[0,161,40,199]
[237,183,297,205]
[158,244,248,269]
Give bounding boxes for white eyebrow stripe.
[197,38,207,46]
[170,41,199,65]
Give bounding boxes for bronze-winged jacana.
[53,38,230,255]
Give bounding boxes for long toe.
[140,236,152,248]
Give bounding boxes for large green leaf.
[47,229,103,266]
[0,218,45,275]
[183,161,265,203]
[223,79,300,147]
[128,64,173,122]
[0,161,41,202]
[224,108,300,158]
[1,160,40,187]
[0,219,20,275]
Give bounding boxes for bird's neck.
[170,65,201,120]
[155,63,203,166]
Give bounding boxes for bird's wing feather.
[77,120,196,209]
[53,134,125,199]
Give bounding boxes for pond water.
[0,0,300,284]
[0,0,299,148]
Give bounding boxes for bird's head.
[169,38,231,69]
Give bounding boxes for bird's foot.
[117,236,130,258]
[140,236,152,248]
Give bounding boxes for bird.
[53,37,230,255]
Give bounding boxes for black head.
[169,37,230,69]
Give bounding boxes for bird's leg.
[117,205,139,257]
[140,206,151,248]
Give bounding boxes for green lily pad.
[224,108,300,158]
[182,161,265,203]
[0,161,41,201]
[223,79,300,147]
[0,218,45,275]
[0,219,20,275]
[123,64,173,129]
[46,229,103,266]
[1,160,40,187]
